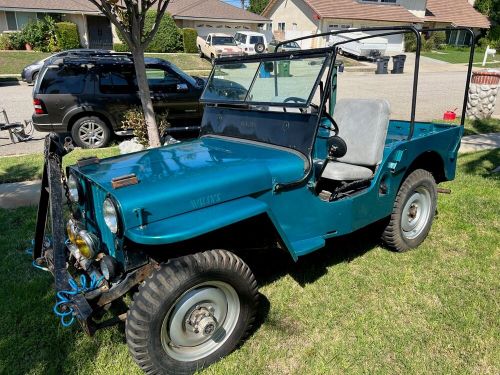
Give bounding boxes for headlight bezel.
[103,196,122,236]
[67,172,83,203]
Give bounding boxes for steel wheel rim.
[161,281,240,362]
[401,186,432,240]
[78,120,105,147]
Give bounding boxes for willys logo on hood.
[190,193,222,209]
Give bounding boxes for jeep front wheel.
[382,169,437,252]
[71,116,111,148]
[126,250,259,375]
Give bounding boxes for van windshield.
[201,54,328,107]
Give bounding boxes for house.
[0,0,112,49]
[0,0,271,50]
[262,0,490,52]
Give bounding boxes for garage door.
[195,22,252,38]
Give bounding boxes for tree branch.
[142,0,170,47]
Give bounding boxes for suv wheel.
[255,42,265,54]
[71,116,111,148]
[382,169,437,252]
[126,249,259,374]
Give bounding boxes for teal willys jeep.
[33,27,475,374]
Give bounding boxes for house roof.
[0,0,99,13]
[425,0,490,29]
[167,0,269,23]
[263,0,422,24]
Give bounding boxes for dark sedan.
[21,49,109,84]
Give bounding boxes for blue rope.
[53,274,104,327]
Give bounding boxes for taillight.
[33,98,46,114]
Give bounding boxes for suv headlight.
[103,198,119,234]
[67,174,81,203]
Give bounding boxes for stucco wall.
[398,0,427,19]
[0,11,7,33]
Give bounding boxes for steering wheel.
[283,97,307,113]
[319,110,339,136]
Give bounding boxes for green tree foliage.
[182,28,198,53]
[20,16,58,52]
[248,0,270,14]
[55,22,80,50]
[474,0,500,23]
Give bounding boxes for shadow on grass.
[463,118,500,136]
[461,148,500,179]
[0,162,41,184]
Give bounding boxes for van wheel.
[382,169,437,252]
[71,116,111,148]
[198,47,204,58]
[126,250,259,375]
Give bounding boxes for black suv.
[32,54,205,148]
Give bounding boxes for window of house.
[278,22,285,31]
[6,11,17,30]
[292,23,298,30]
[15,12,37,29]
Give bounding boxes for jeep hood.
[75,137,306,230]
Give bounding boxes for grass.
[0,150,498,374]
[421,47,500,67]
[0,51,211,75]
[433,117,500,136]
[0,147,119,184]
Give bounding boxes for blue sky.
[223,0,248,8]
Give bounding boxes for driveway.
[1,63,499,156]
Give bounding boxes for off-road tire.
[382,169,437,252]
[254,42,265,54]
[126,250,259,375]
[71,116,111,149]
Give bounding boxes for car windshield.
[201,54,328,106]
[212,36,236,46]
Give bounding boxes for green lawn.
[422,48,500,67]
[0,150,498,374]
[433,117,500,136]
[0,147,119,184]
[0,51,211,75]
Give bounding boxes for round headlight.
[67,174,80,203]
[75,230,97,259]
[103,198,119,234]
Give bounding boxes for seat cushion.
[322,161,374,181]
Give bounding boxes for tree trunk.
[131,48,161,148]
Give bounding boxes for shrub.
[21,16,57,52]
[55,22,80,50]
[113,43,130,52]
[117,11,183,53]
[0,33,12,50]
[7,32,26,50]
[182,28,198,53]
[404,32,417,52]
[121,107,170,147]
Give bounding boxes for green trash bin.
[277,61,291,77]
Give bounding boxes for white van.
[234,31,268,55]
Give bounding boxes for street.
[1,67,499,156]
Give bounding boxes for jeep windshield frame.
[200,26,475,191]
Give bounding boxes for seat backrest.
[332,99,390,167]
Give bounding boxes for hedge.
[117,11,183,53]
[113,43,130,52]
[182,28,198,53]
[55,22,80,50]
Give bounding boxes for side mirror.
[327,135,347,159]
[264,61,274,73]
[176,83,189,92]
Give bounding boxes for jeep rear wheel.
[382,169,437,252]
[71,116,111,148]
[126,250,259,375]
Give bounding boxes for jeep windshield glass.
[201,55,328,106]
[212,36,237,46]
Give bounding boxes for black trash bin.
[375,57,390,74]
[391,54,407,74]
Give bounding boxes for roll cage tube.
[273,26,475,192]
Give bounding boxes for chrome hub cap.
[79,120,105,147]
[401,186,431,240]
[161,281,240,362]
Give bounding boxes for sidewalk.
[1,132,498,209]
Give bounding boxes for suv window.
[99,69,137,94]
[249,36,264,45]
[146,68,182,92]
[39,66,86,94]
